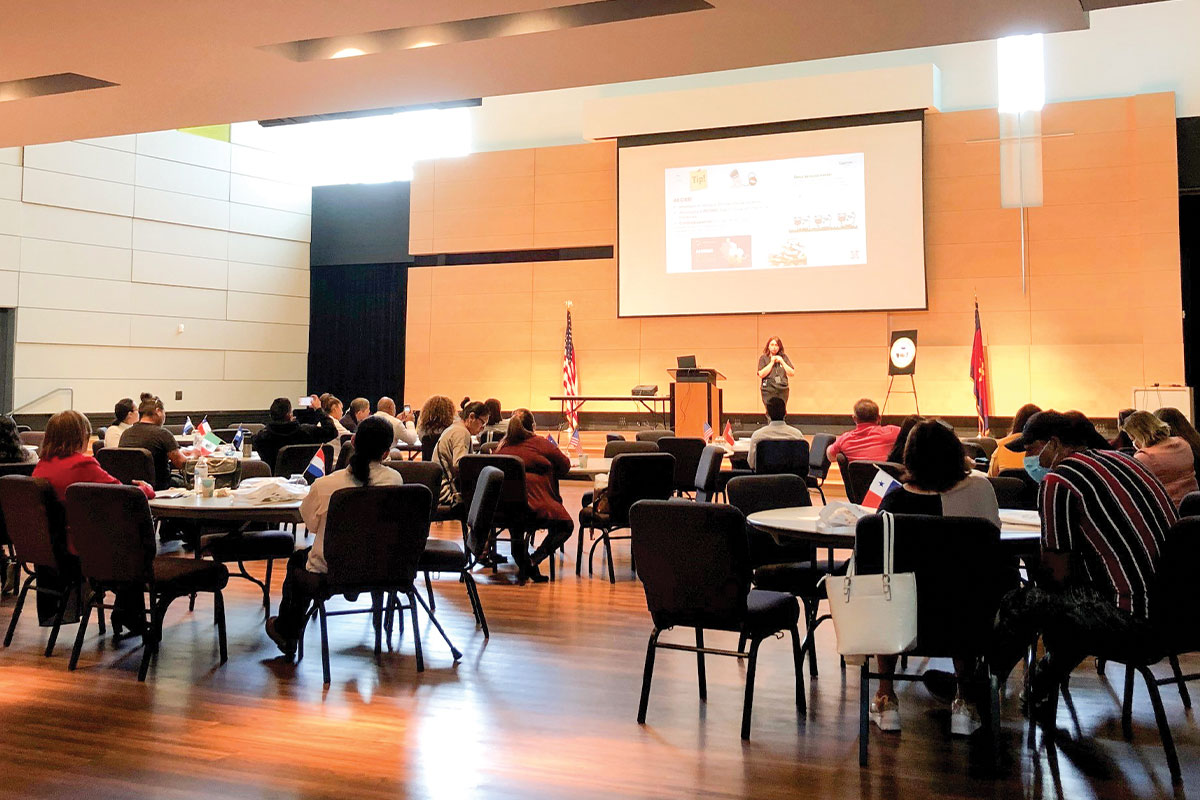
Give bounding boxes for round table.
[747,505,1042,555]
[565,456,612,479]
[149,493,304,524]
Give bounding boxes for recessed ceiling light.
[408,41,437,49]
[331,47,366,59]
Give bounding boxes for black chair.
[478,441,501,454]
[1178,491,1200,518]
[15,425,30,434]
[656,437,707,495]
[0,462,36,478]
[0,476,81,657]
[997,468,1039,509]
[274,443,334,484]
[416,465,501,638]
[64,483,230,680]
[964,436,998,458]
[390,460,466,538]
[240,459,272,479]
[853,514,1015,766]
[96,447,156,486]
[604,440,658,457]
[606,433,627,443]
[478,429,505,445]
[19,431,44,449]
[989,476,1037,510]
[842,459,904,505]
[754,439,810,479]
[211,428,241,443]
[692,445,724,503]
[635,429,674,443]
[302,485,459,685]
[163,424,186,435]
[458,454,557,580]
[578,452,675,583]
[807,433,835,503]
[630,500,805,740]
[334,442,354,472]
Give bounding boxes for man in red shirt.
[825,398,901,462]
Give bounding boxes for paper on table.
[232,477,307,504]
[155,488,189,499]
[817,501,870,531]
[999,509,1041,528]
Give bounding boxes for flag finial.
[565,300,573,309]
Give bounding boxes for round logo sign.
[890,336,916,369]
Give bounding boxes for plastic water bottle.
[194,456,208,493]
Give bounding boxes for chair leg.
[138,599,166,682]
[1122,663,1135,739]
[741,637,762,740]
[408,591,424,673]
[1096,657,1107,676]
[412,591,462,661]
[737,632,747,657]
[464,573,489,638]
[4,574,33,646]
[1137,664,1182,784]
[695,628,707,701]
[188,592,195,613]
[372,594,383,665]
[262,559,274,612]
[1169,655,1191,709]
[44,587,72,658]
[318,601,331,686]
[68,598,94,671]
[802,598,819,677]
[859,661,870,767]
[424,571,436,611]
[604,533,616,584]
[789,625,807,715]
[637,630,660,724]
[576,524,586,576]
[214,590,227,664]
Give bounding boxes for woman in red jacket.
[497,409,574,584]
[33,409,154,634]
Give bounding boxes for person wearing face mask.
[991,410,1177,724]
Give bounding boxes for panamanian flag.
[861,468,901,510]
[304,448,327,480]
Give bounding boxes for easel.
[882,374,919,415]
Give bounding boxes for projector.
[631,385,659,396]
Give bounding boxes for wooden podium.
[668,368,724,439]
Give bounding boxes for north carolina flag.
[304,448,327,480]
[722,420,735,447]
[861,468,901,510]
[195,418,221,453]
[702,421,713,443]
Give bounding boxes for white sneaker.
[869,695,901,732]
[950,698,982,736]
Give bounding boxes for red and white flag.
[722,420,735,447]
[970,298,991,436]
[861,468,901,510]
[562,306,580,445]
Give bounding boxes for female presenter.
[757,336,795,409]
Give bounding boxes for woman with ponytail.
[265,415,403,656]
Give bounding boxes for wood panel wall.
[405,93,1182,419]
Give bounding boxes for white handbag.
[822,511,918,663]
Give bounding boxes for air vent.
[0,73,117,103]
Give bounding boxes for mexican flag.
[195,418,222,453]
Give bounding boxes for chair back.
[989,476,1037,510]
[961,441,987,461]
[1179,491,1200,518]
[693,445,725,502]
[164,424,185,435]
[1155,518,1200,636]
[606,433,627,443]
[635,429,675,443]
[656,437,707,492]
[727,473,811,516]
[630,500,751,631]
[754,439,810,479]
[212,428,241,443]
[240,459,272,479]
[0,462,36,478]
[389,461,444,508]
[323,485,431,591]
[19,431,44,448]
[478,441,501,454]
[479,430,505,445]
[465,466,504,559]
[0,476,70,570]
[458,454,528,526]
[854,514,1014,656]
[274,443,334,484]
[91,439,106,457]
[809,433,834,479]
[604,440,658,457]
[334,442,354,472]
[96,447,156,486]
[15,425,30,433]
[964,436,998,457]
[844,460,903,505]
[608,453,675,526]
[64,483,155,585]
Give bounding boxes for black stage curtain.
[307,263,407,404]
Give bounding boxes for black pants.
[275,549,326,641]
[530,519,575,565]
[761,387,789,410]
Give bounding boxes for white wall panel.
[232,262,309,297]
[0,164,19,200]
[224,350,307,381]
[21,204,132,248]
[227,232,308,269]
[135,130,231,171]
[132,250,226,291]
[14,343,224,380]
[135,154,230,201]
[0,148,20,166]
[75,134,137,153]
[131,282,227,319]
[24,141,135,183]
[0,271,17,306]
[17,308,131,346]
[229,203,309,242]
[129,315,307,353]
[226,291,308,325]
[22,169,135,217]
[13,378,306,415]
[229,142,301,184]
[132,218,227,260]
[0,199,18,236]
[19,272,130,313]
[20,238,132,281]
[229,173,310,214]
[0,234,18,272]
[134,186,229,230]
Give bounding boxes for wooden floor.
[1,481,1197,799]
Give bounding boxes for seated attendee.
[0,415,35,464]
[988,403,1041,476]
[1111,407,1136,451]
[870,419,1000,736]
[321,394,351,462]
[480,398,506,440]
[119,394,186,489]
[34,410,153,634]
[747,397,806,470]
[341,397,370,433]
[825,399,901,463]
[497,408,573,584]
[373,397,418,447]
[265,416,402,656]
[252,396,337,474]
[992,411,1176,722]
[885,414,925,466]
[1154,406,1200,474]
[103,397,138,450]
[417,395,456,446]
[1123,410,1198,506]
[433,400,489,507]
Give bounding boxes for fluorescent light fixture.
[331,47,366,59]
[997,33,1045,113]
[408,41,437,49]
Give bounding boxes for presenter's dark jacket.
[497,435,573,525]
[758,353,794,394]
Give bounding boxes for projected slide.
[664,153,866,274]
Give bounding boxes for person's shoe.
[519,564,550,584]
[110,609,146,637]
[265,616,296,657]
[950,698,982,737]
[922,669,957,703]
[869,694,901,732]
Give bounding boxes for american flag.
[562,307,580,445]
[970,298,991,436]
[702,421,713,443]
